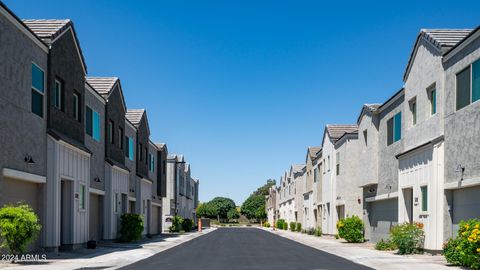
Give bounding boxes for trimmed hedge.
[289,222,296,232]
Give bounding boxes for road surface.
[120,227,372,270]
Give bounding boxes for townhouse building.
[303,147,320,230]
[0,2,49,250]
[278,172,296,224]
[0,1,200,251]
[266,186,277,226]
[320,125,358,235]
[292,165,305,226]
[442,27,480,241]
[313,149,323,229]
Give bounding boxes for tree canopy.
[196,197,236,221]
[240,179,276,221]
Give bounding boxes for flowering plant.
[444,219,480,269]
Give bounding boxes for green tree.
[253,179,276,196]
[0,203,42,254]
[241,194,265,220]
[209,197,236,220]
[227,208,240,221]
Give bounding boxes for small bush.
[443,219,480,269]
[390,222,424,254]
[119,213,143,242]
[276,219,286,230]
[290,222,296,232]
[296,223,302,232]
[0,203,42,254]
[314,227,322,237]
[263,221,270,228]
[375,238,397,251]
[182,218,193,232]
[336,215,364,243]
[169,216,184,233]
[282,222,288,230]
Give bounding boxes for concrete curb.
[259,227,459,270]
[0,228,216,270]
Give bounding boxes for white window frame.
[79,184,86,210]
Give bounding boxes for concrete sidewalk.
[261,227,459,270]
[0,228,216,270]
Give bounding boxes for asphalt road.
[120,228,372,270]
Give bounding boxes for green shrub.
[443,219,480,269]
[289,222,296,232]
[307,227,315,235]
[263,221,270,228]
[336,215,364,243]
[182,218,193,232]
[375,238,397,251]
[296,223,302,232]
[390,223,424,254]
[119,213,143,242]
[282,222,288,230]
[314,227,322,237]
[0,203,41,254]
[276,219,286,230]
[169,216,184,233]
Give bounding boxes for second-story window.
[429,87,436,115]
[314,168,318,183]
[86,106,100,141]
[108,120,114,144]
[363,129,368,146]
[410,98,417,126]
[456,59,480,111]
[31,63,44,117]
[73,92,80,121]
[54,79,63,110]
[327,155,330,171]
[387,112,402,145]
[118,127,123,149]
[148,153,155,172]
[336,152,340,176]
[125,137,134,160]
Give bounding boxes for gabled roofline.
[111,79,128,113]
[403,31,443,82]
[125,118,137,131]
[376,88,404,112]
[85,81,106,104]
[0,2,48,52]
[443,26,480,62]
[335,131,358,147]
[50,23,87,75]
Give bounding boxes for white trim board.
[444,178,480,190]
[152,202,162,207]
[2,168,46,184]
[128,196,136,201]
[365,192,399,202]
[89,188,105,195]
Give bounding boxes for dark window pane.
[32,64,44,92]
[86,106,93,136]
[387,118,393,145]
[456,66,471,110]
[394,112,402,142]
[431,89,436,115]
[31,89,43,117]
[473,60,480,103]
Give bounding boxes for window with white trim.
[31,63,44,117]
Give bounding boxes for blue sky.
[7,0,479,204]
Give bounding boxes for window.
[363,129,368,146]
[31,63,44,117]
[79,184,86,210]
[456,60,480,111]
[387,112,402,145]
[114,193,120,213]
[145,147,148,165]
[327,156,330,171]
[108,120,114,144]
[429,88,437,115]
[421,186,428,212]
[139,143,143,161]
[86,106,100,141]
[126,137,134,160]
[314,168,318,183]
[54,79,62,110]
[163,160,166,175]
[118,127,123,149]
[410,98,416,126]
[148,153,155,172]
[336,152,340,176]
[73,92,80,121]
